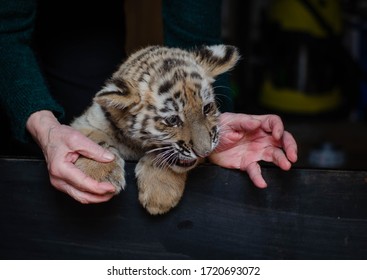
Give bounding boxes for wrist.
[26,110,61,146]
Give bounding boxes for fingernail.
[107,188,116,194]
[103,184,116,193]
[103,152,115,161]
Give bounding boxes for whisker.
[217,118,234,131]
[152,149,172,165]
[153,148,176,170]
[217,125,229,135]
[213,86,235,102]
[219,116,233,125]
[157,150,174,163]
[156,150,177,170]
[213,85,233,91]
[146,146,171,154]
[213,85,235,97]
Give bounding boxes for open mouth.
[148,147,198,168]
[176,158,198,167]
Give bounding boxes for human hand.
[26,110,117,203]
[209,113,298,188]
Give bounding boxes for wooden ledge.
[0,157,367,259]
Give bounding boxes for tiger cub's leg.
[74,129,126,194]
[135,154,187,215]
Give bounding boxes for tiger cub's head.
[95,45,239,172]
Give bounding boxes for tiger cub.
[71,45,239,214]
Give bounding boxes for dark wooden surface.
[1,157,367,260]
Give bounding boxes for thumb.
[222,113,262,131]
[69,132,115,162]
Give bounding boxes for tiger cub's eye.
[164,115,181,127]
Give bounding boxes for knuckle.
[78,197,91,204]
[67,130,83,144]
[68,188,90,204]
[270,113,280,119]
[49,178,62,191]
[48,162,60,177]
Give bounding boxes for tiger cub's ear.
[94,78,140,109]
[192,45,240,78]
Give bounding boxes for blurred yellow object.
[260,79,342,114]
[268,0,342,38]
[259,0,343,114]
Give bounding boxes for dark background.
[223,0,367,170]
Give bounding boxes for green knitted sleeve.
[0,0,64,142]
[162,0,234,112]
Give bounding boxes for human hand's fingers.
[26,111,117,203]
[245,162,267,189]
[65,129,115,162]
[282,131,298,163]
[256,114,284,140]
[220,112,262,132]
[45,127,116,201]
[26,111,114,163]
[51,176,115,204]
[48,159,116,203]
[259,116,298,163]
[262,145,292,171]
[48,159,116,195]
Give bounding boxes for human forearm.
[0,0,64,142]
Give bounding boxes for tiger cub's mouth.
[176,158,198,167]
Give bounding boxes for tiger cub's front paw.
[135,155,187,215]
[75,154,126,194]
